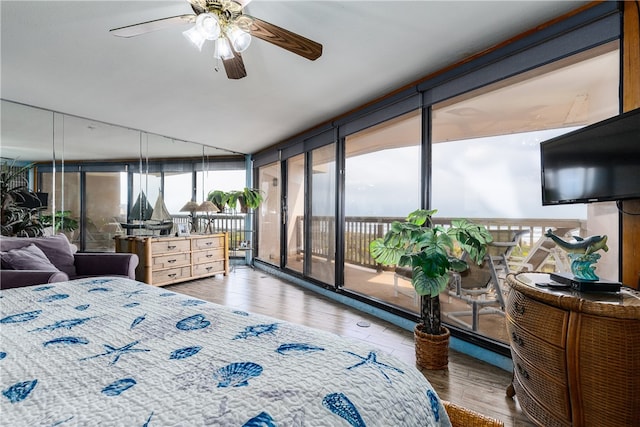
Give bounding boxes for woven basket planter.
[414,324,450,370]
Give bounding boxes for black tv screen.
[541,107,640,205]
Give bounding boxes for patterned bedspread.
[1,277,451,426]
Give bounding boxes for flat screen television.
[541,107,640,205]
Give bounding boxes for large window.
[308,143,337,285]
[85,172,126,251]
[40,171,81,248]
[285,154,304,273]
[164,172,193,215]
[431,43,619,342]
[132,172,160,222]
[197,169,246,204]
[342,110,421,311]
[256,162,281,265]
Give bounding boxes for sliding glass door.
[341,110,422,311]
[285,154,305,273]
[308,144,337,285]
[84,172,126,251]
[256,162,281,266]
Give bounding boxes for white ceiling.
[1,0,591,161]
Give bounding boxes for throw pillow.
[32,234,76,276]
[0,244,61,271]
[0,234,77,276]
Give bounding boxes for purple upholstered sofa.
[0,234,138,289]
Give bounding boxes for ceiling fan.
[109,0,322,80]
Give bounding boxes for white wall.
[586,201,619,282]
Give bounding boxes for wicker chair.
[443,401,505,427]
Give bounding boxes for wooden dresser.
[115,233,228,286]
[505,273,640,427]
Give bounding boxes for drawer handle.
[167,259,177,263]
[167,245,177,250]
[511,332,524,347]
[513,302,525,315]
[206,254,213,258]
[206,266,213,271]
[516,363,530,380]
[168,273,177,278]
[206,242,213,246]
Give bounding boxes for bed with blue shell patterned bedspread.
[0,277,451,426]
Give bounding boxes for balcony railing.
[175,213,585,270]
[304,215,585,270]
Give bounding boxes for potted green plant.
[238,187,264,213]
[40,210,79,235]
[369,209,492,369]
[0,163,46,237]
[207,190,230,213]
[225,190,243,212]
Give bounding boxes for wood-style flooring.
[165,268,536,427]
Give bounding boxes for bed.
[1,277,451,426]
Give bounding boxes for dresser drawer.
[507,289,568,347]
[152,266,191,285]
[513,379,570,427]
[152,252,191,269]
[193,260,225,277]
[192,236,224,250]
[192,248,224,264]
[512,351,571,421]
[506,319,567,383]
[150,239,191,254]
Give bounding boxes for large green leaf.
[406,209,437,226]
[369,238,403,265]
[448,256,469,272]
[412,268,450,296]
[415,251,450,278]
[447,219,493,264]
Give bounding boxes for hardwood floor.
[165,268,536,427]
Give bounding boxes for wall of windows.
[254,3,621,351]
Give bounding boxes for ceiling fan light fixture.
[214,37,234,60]
[196,12,221,40]
[183,25,206,51]
[228,26,251,53]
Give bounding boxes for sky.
[339,127,587,220]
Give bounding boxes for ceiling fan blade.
[223,51,247,79]
[249,17,322,61]
[110,15,195,38]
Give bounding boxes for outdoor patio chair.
[512,227,576,273]
[445,229,526,331]
[393,266,419,306]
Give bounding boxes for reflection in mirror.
[1,99,247,250]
